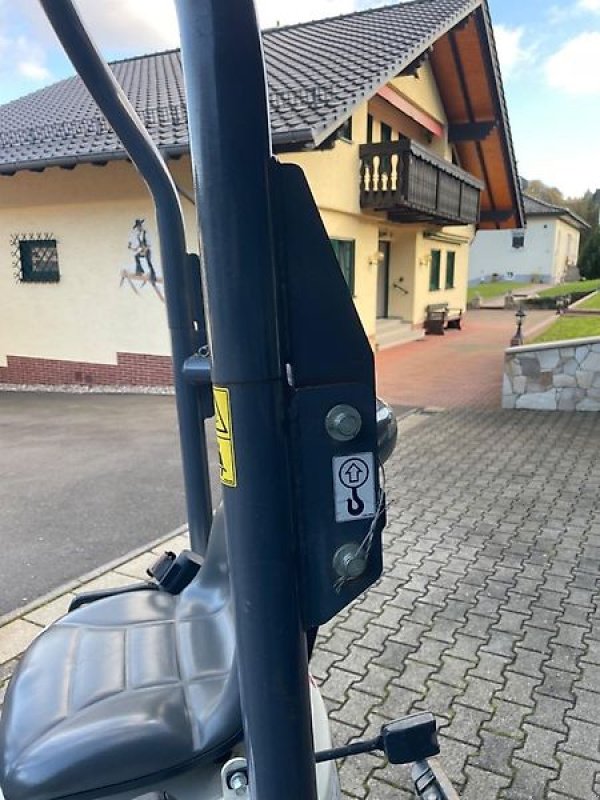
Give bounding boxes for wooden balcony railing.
[359,139,483,226]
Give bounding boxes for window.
[429,250,441,291]
[330,239,355,295]
[338,116,353,141]
[366,114,374,144]
[12,235,60,283]
[512,232,525,249]
[445,251,456,289]
[380,122,392,142]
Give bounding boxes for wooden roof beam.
[448,120,497,143]
[480,209,514,223]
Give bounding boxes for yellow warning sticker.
[213,386,237,488]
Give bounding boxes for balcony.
[359,139,483,226]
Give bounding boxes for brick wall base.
[0,352,174,387]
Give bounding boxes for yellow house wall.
[279,103,380,339]
[0,158,199,368]
[553,218,582,283]
[1,61,476,368]
[412,232,471,324]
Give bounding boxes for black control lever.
[315,712,439,765]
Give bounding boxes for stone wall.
[504,337,600,411]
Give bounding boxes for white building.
[469,194,589,286]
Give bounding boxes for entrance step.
[376,319,424,350]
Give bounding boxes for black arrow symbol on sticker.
[347,487,365,517]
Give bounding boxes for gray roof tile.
[0,0,479,173]
[523,193,590,230]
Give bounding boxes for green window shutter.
[446,251,456,289]
[429,250,441,291]
[330,239,355,296]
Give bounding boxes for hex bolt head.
[325,404,363,442]
[228,772,248,796]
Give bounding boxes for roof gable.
[0,0,522,229]
[523,193,590,231]
[0,0,479,172]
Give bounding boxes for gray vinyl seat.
[0,509,241,800]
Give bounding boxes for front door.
[376,240,391,318]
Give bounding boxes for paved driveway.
[316,408,600,799]
[376,309,555,410]
[0,392,219,615]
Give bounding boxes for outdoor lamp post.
[511,306,527,347]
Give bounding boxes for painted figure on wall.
[128,219,157,284]
[120,218,164,301]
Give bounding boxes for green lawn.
[468,281,530,301]
[536,279,600,298]
[530,316,600,344]
[576,291,600,310]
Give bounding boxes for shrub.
[579,229,600,279]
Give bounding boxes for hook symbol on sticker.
[347,487,366,517]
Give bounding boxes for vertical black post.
[38,0,213,555]
[175,2,318,799]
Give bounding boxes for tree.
[578,228,600,279]
[522,178,564,206]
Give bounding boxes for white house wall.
[469,217,582,287]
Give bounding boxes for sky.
[0,0,598,198]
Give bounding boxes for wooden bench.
[425,303,463,335]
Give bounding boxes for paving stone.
[363,775,414,800]
[390,621,429,650]
[484,699,529,741]
[462,764,511,799]
[331,688,382,732]
[526,694,573,734]
[496,672,540,708]
[560,718,600,762]
[459,677,502,713]
[24,593,76,628]
[414,678,462,719]
[515,724,564,770]
[551,752,600,800]
[408,636,449,667]
[321,667,360,703]
[341,646,381,678]
[482,631,521,659]
[553,622,587,650]
[470,651,511,684]
[378,684,421,720]
[311,647,343,681]
[519,626,553,655]
[373,642,413,673]
[446,704,491,747]
[451,632,484,664]
[423,617,461,645]
[510,648,546,679]
[322,628,362,656]
[502,760,558,800]
[468,730,518,777]
[568,687,600,723]
[546,644,583,675]
[436,733,477,791]
[393,660,437,694]
[0,619,42,664]
[352,664,396,699]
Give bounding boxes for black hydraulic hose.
[38,0,213,554]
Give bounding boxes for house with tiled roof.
[469,193,590,286]
[0,0,522,387]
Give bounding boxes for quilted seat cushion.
[0,513,241,800]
